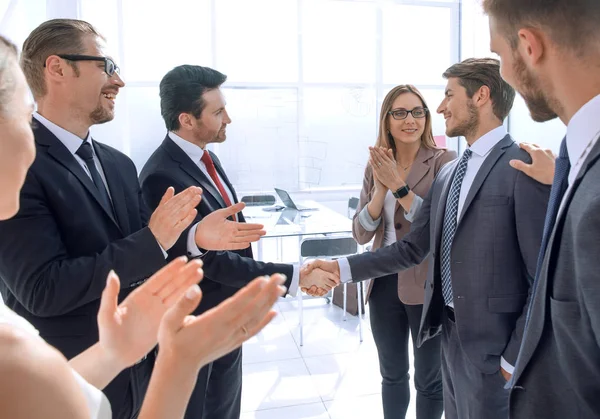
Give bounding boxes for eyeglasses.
[388,107,428,120]
[45,54,120,77]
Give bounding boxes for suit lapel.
[457,135,513,222]
[35,123,121,230]
[93,141,129,234]
[162,138,227,209]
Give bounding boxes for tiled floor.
[241,297,418,419]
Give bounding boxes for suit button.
[395,223,402,229]
[430,283,434,289]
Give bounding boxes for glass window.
[217,87,300,191]
[302,0,376,83]
[215,0,298,83]
[382,4,453,86]
[120,0,212,82]
[300,87,377,188]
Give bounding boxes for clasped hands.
[299,259,342,297]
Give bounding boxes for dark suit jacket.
[0,121,166,412]
[509,138,600,419]
[139,135,293,313]
[345,135,550,373]
[352,146,457,305]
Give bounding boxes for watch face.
[394,186,410,198]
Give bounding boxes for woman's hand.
[156,274,287,372]
[370,147,405,192]
[97,257,204,369]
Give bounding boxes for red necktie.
[201,151,233,209]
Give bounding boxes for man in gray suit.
[482,1,600,418]
[304,58,550,419]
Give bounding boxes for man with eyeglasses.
[304,58,550,419]
[0,19,265,419]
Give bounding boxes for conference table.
[242,200,354,261]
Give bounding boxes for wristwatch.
[392,185,411,199]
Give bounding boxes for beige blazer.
[352,146,457,305]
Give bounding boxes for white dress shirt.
[167,132,300,295]
[560,94,600,215]
[34,113,111,195]
[34,112,168,258]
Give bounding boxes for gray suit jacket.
[346,135,550,373]
[509,138,600,419]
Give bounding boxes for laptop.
[274,188,318,211]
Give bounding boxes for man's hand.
[149,186,202,250]
[97,257,204,369]
[157,274,286,371]
[300,260,341,296]
[510,142,556,185]
[500,366,512,382]
[195,202,266,251]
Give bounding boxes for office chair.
[347,197,359,219]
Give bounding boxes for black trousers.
[369,274,444,419]
[441,307,509,419]
[184,346,243,419]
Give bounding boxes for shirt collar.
[566,94,600,166]
[33,112,92,156]
[468,125,507,157]
[168,131,205,163]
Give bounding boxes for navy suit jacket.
[0,121,166,412]
[139,136,293,314]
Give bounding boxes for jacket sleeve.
[352,164,381,245]
[502,167,551,365]
[347,183,435,283]
[0,170,166,317]
[140,171,294,291]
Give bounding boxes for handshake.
[299,259,342,297]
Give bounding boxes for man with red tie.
[139,65,336,419]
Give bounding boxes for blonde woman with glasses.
[352,85,456,419]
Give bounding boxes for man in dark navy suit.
[140,65,336,419]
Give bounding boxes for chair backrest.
[300,236,358,259]
[241,194,276,206]
[347,197,359,218]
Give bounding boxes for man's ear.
[517,27,546,66]
[178,113,194,130]
[473,85,492,109]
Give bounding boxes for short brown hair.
[483,0,600,53]
[0,35,19,116]
[20,19,104,100]
[376,85,438,153]
[443,58,515,122]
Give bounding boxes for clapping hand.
[97,257,204,369]
[369,146,405,191]
[300,259,341,297]
[195,202,266,251]
[149,186,203,251]
[157,274,287,371]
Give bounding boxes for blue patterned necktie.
[440,148,473,306]
[534,138,570,280]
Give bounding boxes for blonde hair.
[375,85,437,156]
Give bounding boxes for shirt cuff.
[187,222,208,258]
[156,241,168,259]
[358,205,381,232]
[501,356,515,375]
[404,194,423,223]
[286,264,300,297]
[337,258,353,283]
